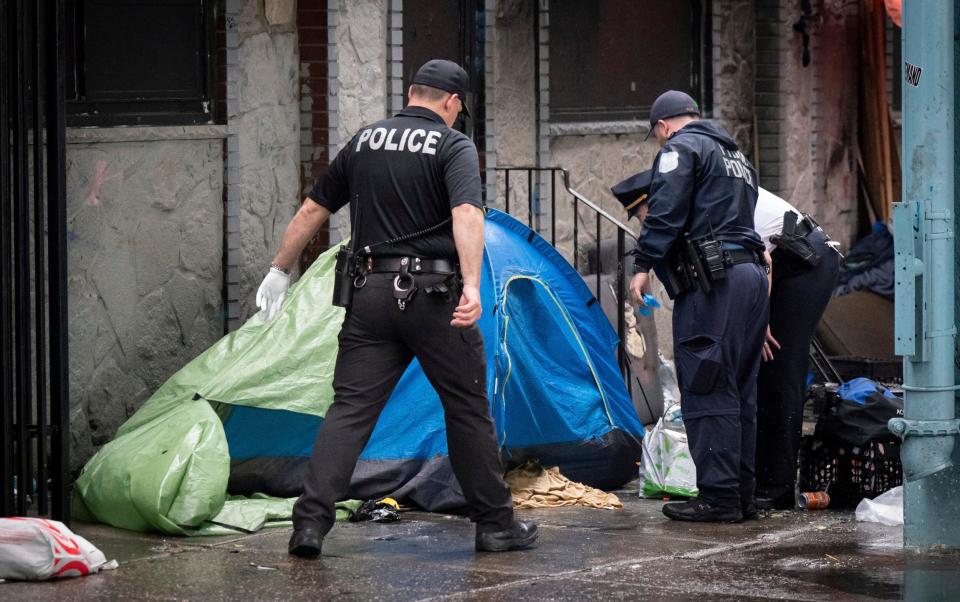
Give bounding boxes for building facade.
[66,0,899,468]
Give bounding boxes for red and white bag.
[0,517,117,581]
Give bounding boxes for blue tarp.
[837,377,896,406]
[224,209,644,510]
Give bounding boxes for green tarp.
[74,246,351,535]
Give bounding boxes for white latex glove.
[256,267,290,321]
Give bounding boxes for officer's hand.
[256,267,290,321]
[761,325,781,361]
[629,272,650,305]
[451,284,482,328]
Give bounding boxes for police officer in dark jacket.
[629,90,769,522]
[255,60,537,557]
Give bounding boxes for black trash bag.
[350,498,401,523]
[815,377,903,446]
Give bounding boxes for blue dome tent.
[221,210,643,510]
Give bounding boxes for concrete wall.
[491,0,536,170]
[328,0,389,242]
[713,0,756,156]
[233,0,301,318]
[66,127,225,471]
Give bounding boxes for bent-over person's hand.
[761,325,781,362]
[451,283,482,327]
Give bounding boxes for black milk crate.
[798,435,903,509]
[826,356,903,385]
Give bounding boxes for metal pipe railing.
[1,0,70,521]
[493,167,639,385]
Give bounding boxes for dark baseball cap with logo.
[412,59,471,117]
[643,90,700,140]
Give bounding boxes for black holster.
[332,246,358,308]
[771,212,821,269]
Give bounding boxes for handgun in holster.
[770,211,820,268]
[332,246,359,308]
[657,245,696,300]
[684,234,716,294]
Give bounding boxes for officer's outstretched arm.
[256,198,331,320]
[451,203,484,328]
[270,198,331,271]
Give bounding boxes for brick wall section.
[754,0,784,195]
[298,2,331,269]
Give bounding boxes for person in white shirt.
[752,188,840,510]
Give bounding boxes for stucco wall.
[234,0,301,317]
[713,0,756,156]
[66,127,225,471]
[492,0,536,170]
[549,132,671,356]
[329,0,388,241]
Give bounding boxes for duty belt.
[360,256,457,275]
[724,248,763,267]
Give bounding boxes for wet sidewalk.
[3,484,958,601]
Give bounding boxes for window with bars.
[65,0,217,127]
[548,0,711,123]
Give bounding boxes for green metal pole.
[892,0,960,549]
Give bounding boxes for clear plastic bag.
[854,485,903,526]
[640,406,698,498]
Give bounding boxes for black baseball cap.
[611,169,653,218]
[412,59,471,117]
[644,90,700,140]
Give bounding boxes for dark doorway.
[403,0,485,153]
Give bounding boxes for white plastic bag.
[855,486,903,526]
[640,407,698,498]
[0,517,118,581]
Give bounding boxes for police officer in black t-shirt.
[628,90,769,523]
[255,60,537,558]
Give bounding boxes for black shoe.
[662,498,743,523]
[288,526,324,558]
[476,520,539,552]
[755,491,795,511]
[742,501,758,521]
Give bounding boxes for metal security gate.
[1,0,70,520]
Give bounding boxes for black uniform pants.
[755,230,839,498]
[673,262,769,509]
[291,272,515,535]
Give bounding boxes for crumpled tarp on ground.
[505,460,622,510]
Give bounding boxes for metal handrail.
[495,166,637,237]
[493,166,639,395]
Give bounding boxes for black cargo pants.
[291,272,515,535]
[755,230,839,498]
[673,262,769,509]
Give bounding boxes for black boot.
[476,520,539,552]
[662,498,743,523]
[741,500,758,521]
[288,526,324,558]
